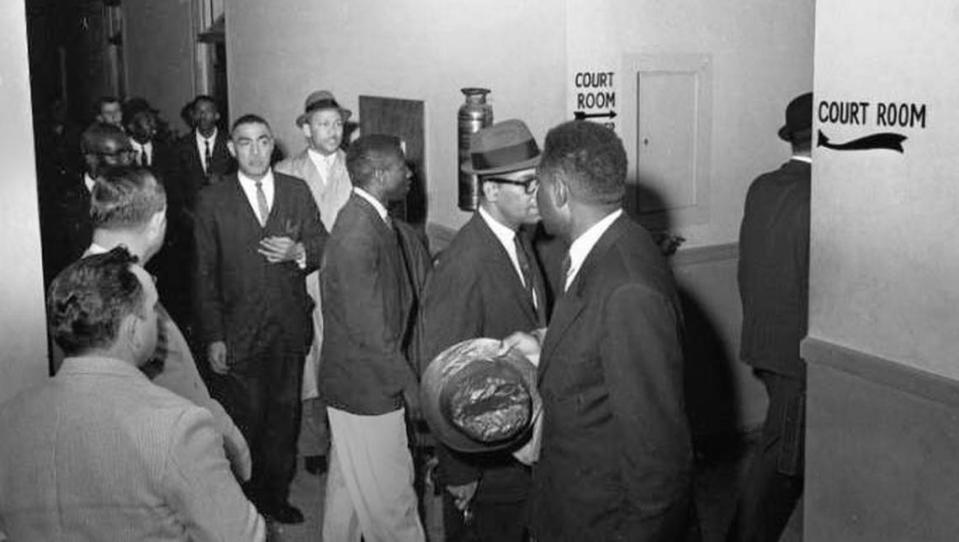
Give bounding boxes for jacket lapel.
[471,215,539,324]
[228,174,265,230]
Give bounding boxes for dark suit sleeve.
[295,184,327,273]
[421,261,484,485]
[193,190,224,343]
[601,283,691,540]
[326,228,415,391]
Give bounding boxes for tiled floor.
[269,431,803,542]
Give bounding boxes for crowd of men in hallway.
[1,90,813,542]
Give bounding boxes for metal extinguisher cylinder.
[458,87,493,211]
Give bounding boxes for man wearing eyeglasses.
[419,119,548,542]
[50,121,134,278]
[275,90,354,477]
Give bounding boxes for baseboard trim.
[802,337,959,408]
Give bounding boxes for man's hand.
[258,236,304,263]
[446,480,479,511]
[208,341,228,375]
[500,329,544,359]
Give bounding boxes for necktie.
[514,234,538,313]
[134,148,143,166]
[255,180,270,227]
[204,139,212,176]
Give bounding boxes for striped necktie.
[255,181,270,227]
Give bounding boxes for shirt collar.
[566,208,623,288]
[478,206,517,246]
[57,355,149,381]
[84,173,97,193]
[237,168,274,188]
[353,187,389,223]
[195,128,217,145]
[791,155,812,164]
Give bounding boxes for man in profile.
[319,134,430,542]
[194,114,327,524]
[0,247,265,541]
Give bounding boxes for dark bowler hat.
[295,90,352,126]
[778,92,814,142]
[421,338,541,453]
[461,119,541,176]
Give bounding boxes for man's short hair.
[91,165,166,230]
[540,120,627,205]
[230,113,271,136]
[192,94,217,111]
[346,134,402,188]
[47,247,144,356]
[122,97,156,125]
[80,122,127,155]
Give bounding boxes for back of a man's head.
[91,165,167,231]
[346,134,402,188]
[47,247,143,357]
[540,120,627,206]
[81,122,128,156]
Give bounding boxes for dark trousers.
[443,493,529,542]
[727,370,805,542]
[212,322,304,507]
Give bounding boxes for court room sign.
[817,99,927,154]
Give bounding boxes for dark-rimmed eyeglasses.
[485,176,539,194]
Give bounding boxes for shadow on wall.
[626,181,746,449]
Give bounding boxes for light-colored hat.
[295,90,352,126]
[421,338,541,453]
[461,119,541,176]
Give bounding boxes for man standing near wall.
[318,134,430,542]
[506,120,694,540]
[194,114,328,524]
[275,90,354,476]
[420,119,547,541]
[727,92,813,542]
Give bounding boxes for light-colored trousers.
[323,407,426,542]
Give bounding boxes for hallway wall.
[0,0,49,404]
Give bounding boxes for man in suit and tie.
[319,134,430,542]
[275,90,354,476]
[84,164,251,483]
[194,114,328,524]
[175,95,236,208]
[0,247,265,541]
[420,119,547,542]
[46,122,134,282]
[506,120,694,541]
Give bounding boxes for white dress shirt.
[195,128,218,172]
[237,170,275,225]
[564,208,623,292]
[84,173,97,194]
[307,149,338,187]
[130,140,154,166]
[353,187,390,224]
[478,206,526,287]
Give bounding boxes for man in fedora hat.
[275,90,354,476]
[727,92,813,542]
[505,120,694,540]
[420,118,548,541]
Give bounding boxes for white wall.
[810,0,959,377]
[225,0,567,231]
[124,0,196,134]
[0,1,49,404]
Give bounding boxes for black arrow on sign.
[574,110,617,120]
[817,129,907,153]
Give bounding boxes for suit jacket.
[0,356,264,541]
[175,129,235,214]
[532,215,693,542]
[54,177,94,270]
[318,193,429,415]
[420,213,546,502]
[738,159,810,379]
[193,172,327,365]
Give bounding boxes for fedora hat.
[421,338,541,453]
[461,119,541,176]
[295,90,352,126]
[778,92,813,142]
